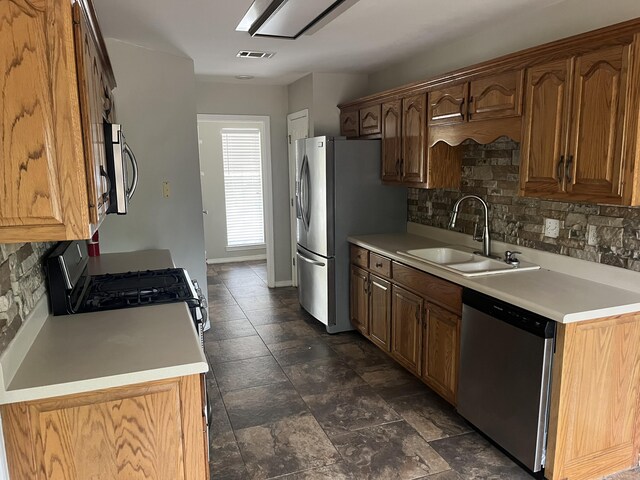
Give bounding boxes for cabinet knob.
[375,262,383,268]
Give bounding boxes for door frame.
[197,114,275,288]
[287,109,309,287]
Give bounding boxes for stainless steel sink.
[397,247,540,277]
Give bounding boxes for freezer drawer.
[296,247,334,325]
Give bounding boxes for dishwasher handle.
[463,289,555,339]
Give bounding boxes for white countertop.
[0,249,208,405]
[2,303,208,404]
[349,233,640,324]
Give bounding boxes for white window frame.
[197,114,275,288]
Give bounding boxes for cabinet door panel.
[402,93,427,183]
[74,3,110,227]
[428,83,467,126]
[566,45,628,201]
[423,304,460,404]
[340,110,359,138]
[350,265,369,336]
[369,274,391,352]
[469,70,524,122]
[359,104,382,136]
[520,59,572,197]
[391,285,423,374]
[381,100,402,182]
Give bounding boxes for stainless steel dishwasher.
[457,289,555,475]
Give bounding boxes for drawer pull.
[375,262,383,268]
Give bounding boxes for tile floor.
[204,261,640,480]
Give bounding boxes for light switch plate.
[587,225,598,246]
[426,201,433,217]
[545,218,560,238]
[162,181,170,198]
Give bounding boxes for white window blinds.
[221,128,265,248]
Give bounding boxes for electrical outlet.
[426,201,433,217]
[587,225,598,246]
[544,218,560,238]
[162,181,170,198]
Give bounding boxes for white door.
[287,110,309,287]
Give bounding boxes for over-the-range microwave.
[104,122,139,215]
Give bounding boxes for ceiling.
[93,0,566,85]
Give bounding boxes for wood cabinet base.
[1,375,209,480]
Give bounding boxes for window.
[221,128,265,248]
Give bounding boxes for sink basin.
[397,246,540,277]
[403,247,474,264]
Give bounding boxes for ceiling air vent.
[236,50,276,59]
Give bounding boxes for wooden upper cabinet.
[381,100,402,182]
[468,70,524,122]
[428,83,467,126]
[566,45,629,202]
[520,59,572,197]
[422,303,460,405]
[401,93,427,183]
[0,0,115,242]
[340,109,359,138]
[520,44,631,204]
[391,285,423,375]
[359,104,382,136]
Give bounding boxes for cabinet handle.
[565,155,574,183]
[556,155,565,185]
[415,309,421,324]
[363,280,368,294]
[375,262,383,268]
[467,96,473,120]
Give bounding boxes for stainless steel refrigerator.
[295,136,407,333]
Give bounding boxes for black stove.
[45,241,208,347]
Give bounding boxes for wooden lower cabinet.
[1,375,209,480]
[422,303,460,404]
[350,265,370,336]
[369,274,392,351]
[391,285,423,375]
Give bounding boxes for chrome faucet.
[448,194,492,257]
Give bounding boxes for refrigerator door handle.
[303,156,311,228]
[299,155,311,230]
[297,251,325,267]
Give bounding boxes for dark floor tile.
[208,304,247,323]
[430,432,533,479]
[302,384,400,438]
[331,340,395,371]
[235,412,340,480]
[209,431,247,480]
[270,338,336,367]
[218,270,260,283]
[387,391,471,442]
[228,284,271,298]
[236,294,285,311]
[213,356,288,393]
[358,363,430,400]
[213,263,255,273]
[255,320,320,345]
[421,471,462,480]
[209,297,239,308]
[207,274,223,285]
[606,467,640,479]
[276,462,358,480]
[207,381,233,444]
[223,382,308,430]
[332,421,450,480]
[269,286,298,296]
[283,358,366,395]
[245,307,303,326]
[208,318,257,341]
[321,331,365,346]
[222,275,267,288]
[207,335,271,364]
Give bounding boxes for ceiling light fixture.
[236,0,360,39]
[236,50,276,59]
[235,75,255,80]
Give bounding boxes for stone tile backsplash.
[408,137,640,271]
[0,242,53,354]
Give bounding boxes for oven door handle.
[123,143,139,200]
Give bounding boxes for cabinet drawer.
[369,253,391,277]
[392,262,462,314]
[350,245,369,268]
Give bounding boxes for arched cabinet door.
[402,93,427,183]
[381,100,402,182]
[428,83,467,126]
[468,70,524,122]
[519,59,572,198]
[566,45,629,203]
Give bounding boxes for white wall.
[368,0,640,92]
[312,73,368,136]
[99,39,208,300]
[288,74,314,135]
[196,81,291,284]
[198,120,267,261]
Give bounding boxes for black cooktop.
[82,268,197,312]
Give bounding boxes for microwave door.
[104,123,139,215]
